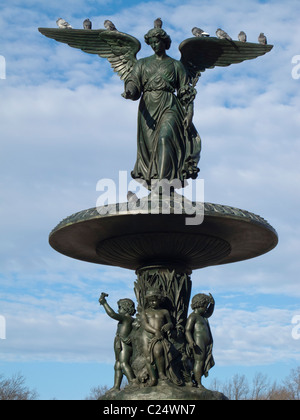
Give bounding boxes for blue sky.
[0,0,300,399]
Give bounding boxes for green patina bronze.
[38,25,272,185]
[40,20,276,400]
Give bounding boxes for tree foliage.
[210,367,300,400]
[1,367,299,400]
[0,372,38,400]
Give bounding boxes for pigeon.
[216,28,232,40]
[192,27,210,37]
[83,18,92,30]
[154,18,163,28]
[238,31,247,42]
[104,20,117,31]
[258,33,267,45]
[56,18,72,29]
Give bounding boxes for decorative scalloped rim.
[51,202,277,238]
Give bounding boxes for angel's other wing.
[38,28,141,81]
[179,36,273,81]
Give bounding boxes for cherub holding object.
[141,289,181,386]
[185,293,215,389]
[99,292,137,390]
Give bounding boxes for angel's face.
[149,37,166,55]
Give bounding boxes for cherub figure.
[141,289,181,386]
[99,292,137,390]
[185,293,215,389]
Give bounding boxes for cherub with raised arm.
[185,293,215,389]
[99,292,137,390]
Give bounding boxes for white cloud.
[212,306,300,366]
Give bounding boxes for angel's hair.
[144,28,172,50]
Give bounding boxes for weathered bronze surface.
[49,201,277,270]
[179,36,273,71]
[99,293,137,390]
[49,197,277,399]
[41,20,276,399]
[39,26,273,185]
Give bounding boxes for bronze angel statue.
[39,20,272,186]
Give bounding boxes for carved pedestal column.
[132,265,192,386]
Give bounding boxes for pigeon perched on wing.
[238,31,247,42]
[104,20,117,31]
[258,33,267,45]
[192,27,210,37]
[56,18,72,29]
[216,28,232,40]
[83,19,92,30]
[154,18,163,28]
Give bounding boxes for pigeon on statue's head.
[154,18,163,28]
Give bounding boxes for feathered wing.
[38,28,141,81]
[179,36,273,85]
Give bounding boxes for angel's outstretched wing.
[38,28,141,81]
[179,36,273,84]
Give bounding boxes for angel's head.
[144,28,171,52]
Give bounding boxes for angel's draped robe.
[125,55,201,185]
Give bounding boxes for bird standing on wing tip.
[238,31,247,42]
[192,27,210,37]
[104,20,117,31]
[216,28,232,40]
[154,18,163,28]
[258,33,267,45]
[83,18,92,30]
[56,18,72,29]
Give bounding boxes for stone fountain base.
[100,380,228,401]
